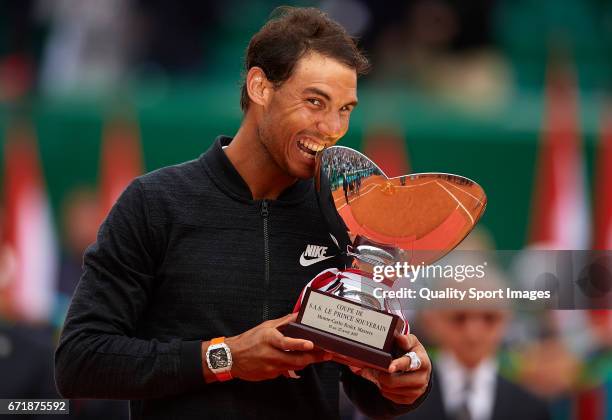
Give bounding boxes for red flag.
[99,114,143,220]
[593,103,612,250]
[529,63,589,249]
[1,120,57,321]
[588,104,612,396]
[575,386,605,420]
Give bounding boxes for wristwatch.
[205,337,233,381]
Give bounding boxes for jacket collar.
[201,135,312,202]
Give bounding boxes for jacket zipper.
[261,200,270,321]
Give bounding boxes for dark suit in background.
[397,367,551,420]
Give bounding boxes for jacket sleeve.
[341,364,432,419]
[54,179,204,399]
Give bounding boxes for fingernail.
[389,365,396,373]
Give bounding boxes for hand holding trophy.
[280,146,487,372]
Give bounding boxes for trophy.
[280,146,487,370]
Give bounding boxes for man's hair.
[240,7,370,112]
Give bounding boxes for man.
[55,7,431,419]
[343,174,349,204]
[398,309,551,420]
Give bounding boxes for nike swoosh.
[299,253,336,266]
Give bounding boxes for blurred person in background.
[57,187,100,297]
[0,322,60,419]
[36,0,133,96]
[0,0,38,101]
[577,310,612,420]
[358,0,510,109]
[514,315,581,401]
[54,7,431,420]
[57,189,131,419]
[0,204,129,419]
[0,205,59,417]
[395,231,551,420]
[132,0,221,76]
[398,307,551,420]
[0,319,129,420]
[35,0,223,94]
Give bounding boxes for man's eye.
[340,105,353,113]
[307,98,322,106]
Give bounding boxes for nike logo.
[299,253,335,266]
[299,244,335,266]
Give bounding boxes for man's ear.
[246,67,272,107]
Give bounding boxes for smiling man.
[227,52,357,194]
[55,7,431,419]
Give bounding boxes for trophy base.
[280,322,393,371]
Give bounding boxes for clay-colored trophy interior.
[318,146,487,265]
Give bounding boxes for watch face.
[209,348,229,369]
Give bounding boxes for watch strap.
[215,371,233,382]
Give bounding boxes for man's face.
[257,52,358,179]
[428,310,508,369]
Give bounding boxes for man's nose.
[463,318,486,338]
[316,111,343,141]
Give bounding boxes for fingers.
[278,312,298,325]
[382,369,430,390]
[395,333,418,352]
[389,356,411,374]
[389,350,424,374]
[265,326,333,367]
[380,387,427,405]
[395,334,422,373]
[272,348,332,371]
[258,313,338,373]
[265,313,298,328]
[266,327,314,351]
[308,349,334,364]
[280,335,315,352]
[389,334,430,375]
[348,365,362,375]
[357,365,430,390]
[266,313,312,351]
[285,349,333,370]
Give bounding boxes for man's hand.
[350,334,431,405]
[204,313,332,382]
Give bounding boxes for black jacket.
[397,366,550,420]
[55,136,424,419]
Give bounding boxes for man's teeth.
[299,149,314,159]
[298,138,324,152]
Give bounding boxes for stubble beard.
[257,125,293,177]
